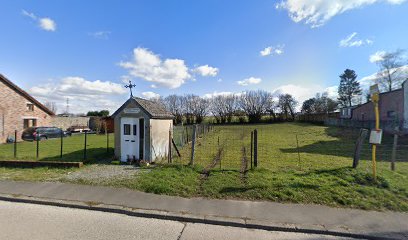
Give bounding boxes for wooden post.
[254,129,258,168]
[105,122,109,153]
[190,125,197,166]
[36,133,39,159]
[84,131,87,161]
[168,130,172,163]
[14,130,17,158]
[391,127,399,171]
[296,135,301,171]
[353,129,368,168]
[250,131,253,170]
[186,126,189,143]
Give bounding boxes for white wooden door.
[120,117,139,162]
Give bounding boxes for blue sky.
[1,0,407,113]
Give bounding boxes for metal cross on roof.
[124,80,136,97]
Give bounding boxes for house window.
[123,124,131,135]
[26,103,34,111]
[23,119,37,129]
[387,111,396,118]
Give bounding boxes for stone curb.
[0,194,394,240]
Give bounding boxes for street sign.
[370,84,380,96]
[369,129,383,145]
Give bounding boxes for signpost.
[369,84,380,180]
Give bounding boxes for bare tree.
[210,95,228,124]
[239,90,270,123]
[184,94,195,124]
[44,101,57,114]
[375,49,406,92]
[190,95,208,124]
[265,94,278,121]
[163,95,183,124]
[278,94,298,120]
[224,95,238,123]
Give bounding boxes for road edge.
[0,193,391,240]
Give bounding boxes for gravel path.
[64,164,147,182]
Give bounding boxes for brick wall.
[352,89,404,122]
[0,80,52,143]
[51,116,90,131]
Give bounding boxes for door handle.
[131,140,135,142]
[125,140,129,142]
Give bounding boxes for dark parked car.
[22,127,69,141]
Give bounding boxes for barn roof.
[112,97,174,119]
[0,74,55,116]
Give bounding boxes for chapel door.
[120,117,139,162]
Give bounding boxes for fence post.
[189,125,196,166]
[391,127,399,171]
[295,135,301,171]
[254,129,258,168]
[105,122,109,153]
[84,131,87,161]
[60,131,63,159]
[251,131,253,170]
[36,134,39,159]
[186,126,189,143]
[14,130,17,158]
[168,130,172,163]
[353,129,368,168]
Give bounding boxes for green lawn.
[1,123,407,211]
[110,123,408,211]
[0,134,115,163]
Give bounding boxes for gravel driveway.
[64,164,147,183]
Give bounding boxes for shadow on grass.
[219,186,264,194]
[40,147,114,164]
[280,125,407,161]
[295,167,389,188]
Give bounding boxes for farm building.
[112,97,174,162]
[0,74,55,143]
[352,80,408,129]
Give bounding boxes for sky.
[1,0,408,114]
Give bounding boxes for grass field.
[115,123,408,211]
[1,123,407,211]
[0,134,115,162]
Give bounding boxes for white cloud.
[358,65,408,89]
[89,31,111,39]
[119,48,191,89]
[369,51,387,63]
[339,32,373,47]
[22,9,36,19]
[276,0,406,28]
[237,77,262,86]
[22,10,56,32]
[193,65,219,77]
[39,18,56,31]
[260,45,285,56]
[142,91,160,99]
[202,91,234,99]
[29,77,126,114]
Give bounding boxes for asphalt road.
[0,200,360,240]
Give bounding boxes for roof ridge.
[0,74,55,116]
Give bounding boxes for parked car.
[67,125,91,134]
[22,127,68,141]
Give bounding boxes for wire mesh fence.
[171,123,408,176]
[0,132,114,163]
